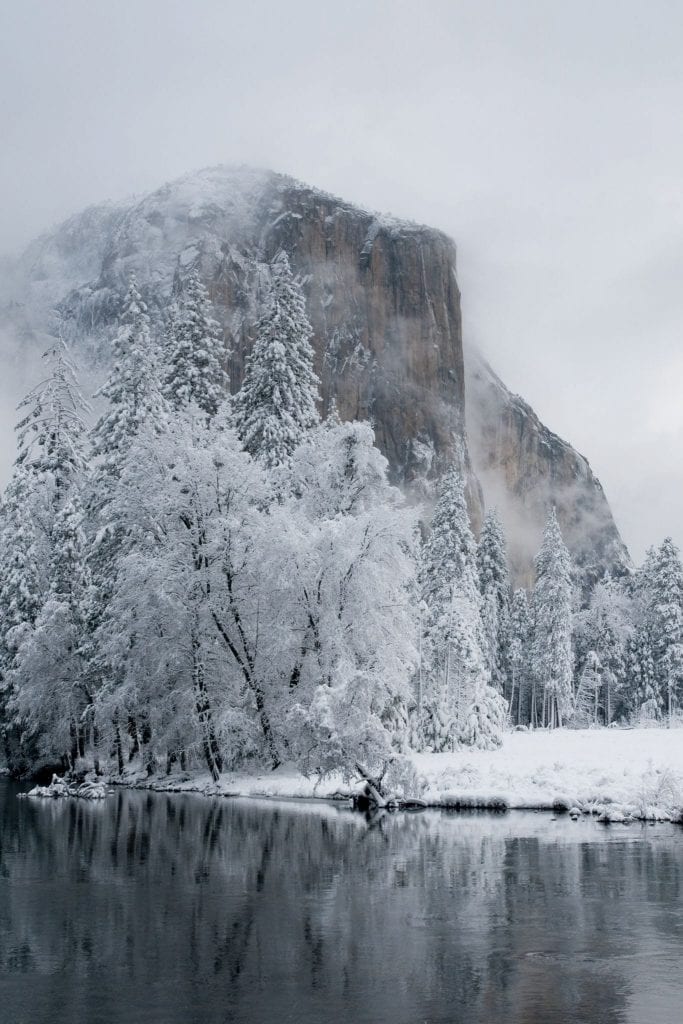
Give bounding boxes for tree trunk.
[113,713,124,776]
[253,687,280,771]
[69,719,79,768]
[509,669,516,728]
[517,671,524,726]
[127,716,140,762]
[355,762,387,808]
[192,630,223,782]
[210,609,280,769]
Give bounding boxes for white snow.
[26,773,107,800]
[414,727,683,821]
[116,728,683,824]
[115,761,350,802]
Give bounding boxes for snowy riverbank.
[110,727,683,824]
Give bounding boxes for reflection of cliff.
[3,784,680,1024]
[2,166,629,580]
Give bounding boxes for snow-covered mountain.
[0,164,630,583]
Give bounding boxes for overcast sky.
[1,0,681,561]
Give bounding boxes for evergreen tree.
[163,270,229,416]
[509,588,532,725]
[628,626,661,721]
[9,495,94,766]
[233,252,320,468]
[87,277,169,767]
[477,509,511,697]
[531,508,574,728]
[0,338,90,770]
[91,275,168,475]
[420,465,506,750]
[646,538,683,722]
[0,466,44,769]
[88,276,169,592]
[583,575,632,723]
[0,466,45,644]
[575,649,602,725]
[15,336,89,499]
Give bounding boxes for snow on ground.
[414,727,683,822]
[114,728,683,824]
[114,761,351,802]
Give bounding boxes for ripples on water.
[1,779,682,1024]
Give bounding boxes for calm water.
[1,780,682,1024]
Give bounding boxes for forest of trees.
[1,253,682,784]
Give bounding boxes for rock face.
[465,349,630,588]
[0,165,630,583]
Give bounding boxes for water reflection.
[1,780,682,1024]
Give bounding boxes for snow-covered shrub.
[458,684,508,750]
[381,756,426,801]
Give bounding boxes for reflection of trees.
[0,782,681,1024]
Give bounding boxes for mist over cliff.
[0,165,630,583]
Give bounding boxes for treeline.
[0,252,681,783]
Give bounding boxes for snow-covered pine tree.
[91,275,168,475]
[87,275,169,591]
[508,588,532,725]
[628,625,660,722]
[162,270,229,417]
[578,574,633,723]
[0,465,44,770]
[531,507,574,728]
[0,337,90,770]
[87,277,169,769]
[645,537,683,723]
[0,463,45,646]
[9,495,94,767]
[15,335,90,500]
[233,252,320,469]
[476,509,511,697]
[575,649,602,726]
[420,465,506,750]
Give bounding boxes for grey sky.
[1,0,681,561]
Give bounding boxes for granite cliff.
[465,349,630,588]
[0,165,630,582]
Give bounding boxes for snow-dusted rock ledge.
[26,773,108,800]
[107,728,683,825]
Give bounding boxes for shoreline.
[108,773,683,825]
[15,727,683,826]
[103,726,683,825]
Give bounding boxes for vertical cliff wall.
[465,348,631,587]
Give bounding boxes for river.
[1,779,682,1023]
